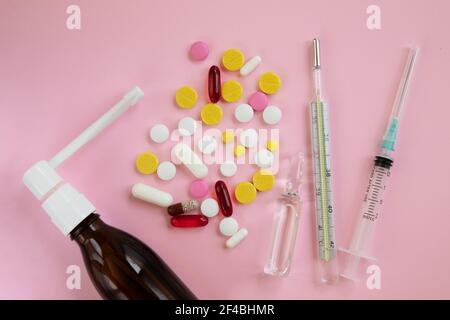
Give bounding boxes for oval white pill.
[131,183,173,207]
[172,143,208,179]
[254,149,274,169]
[200,198,219,218]
[239,128,258,148]
[156,161,176,181]
[263,105,282,125]
[198,135,217,155]
[234,104,254,123]
[226,228,248,248]
[178,117,197,136]
[150,124,169,143]
[240,56,262,76]
[219,217,239,236]
[220,161,237,177]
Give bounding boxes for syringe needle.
[381,48,419,156]
[392,47,419,119]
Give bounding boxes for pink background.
[1,0,449,299]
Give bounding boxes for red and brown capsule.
[167,200,199,216]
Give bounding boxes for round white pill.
[150,124,169,143]
[178,117,197,136]
[200,198,219,218]
[234,104,254,123]
[239,128,258,148]
[263,105,282,125]
[156,161,176,181]
[254,149,274,168]
[219,217,239,236]
[198,135,217,155]
[220,161,237,177]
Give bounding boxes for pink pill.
[189,41,209,61]
[248,91,268,111]
[189,179,209,198]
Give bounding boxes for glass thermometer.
[309,38,339,283]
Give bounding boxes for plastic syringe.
[309,39,339,283]
[340,47,419,280]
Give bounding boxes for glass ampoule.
[264,153,304,276]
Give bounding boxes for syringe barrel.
[348,156,393,257]
[340,156,392,280]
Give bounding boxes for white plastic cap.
[42,183,95,236]
[23,161,62,200]
[124,86,144,106]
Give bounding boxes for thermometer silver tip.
[313,38,321,69]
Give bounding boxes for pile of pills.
[131,41,285,249]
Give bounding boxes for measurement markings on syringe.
[363,166,389,221]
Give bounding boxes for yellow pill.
[222,48,245,71]
[235,182,257,204]
[222,130,235,144]
[135,152,159,174]
[252,170,275,192]
[175,86,198,109]
[234,144,246,157]
[221,80,243,102]
[200,103,223,125]
[258,72,282,94]
[266,139,279,152]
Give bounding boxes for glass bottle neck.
[69,212,101,242]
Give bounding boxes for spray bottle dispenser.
[23,87,196,300]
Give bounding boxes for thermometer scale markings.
[311,100,335,261]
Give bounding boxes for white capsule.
[172,143,208,179]
[240,56,262,76]
[226,228,249,248]
[131,183,173,207]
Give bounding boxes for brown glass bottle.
[70,213,197,300]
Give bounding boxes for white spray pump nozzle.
[49,86,144,168]
[23,86,144,200]
[23,86,143,236]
